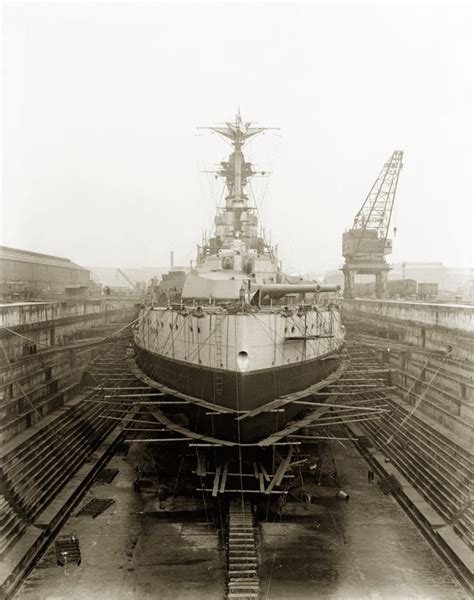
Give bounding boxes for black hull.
[135,348,340,443]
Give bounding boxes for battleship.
[133,112,344,442]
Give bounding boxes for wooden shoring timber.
[125,438,190,443]
[88,386,153,391]
[219,461,230,493]
[212,465,222,496]
[104,393,165,398]
[271,441,302,445]
[189,443,223,447]
[194,471,294,479]
[205,410,248,416]
[325,384,387,389]
[265,447,293,494]
[259,462,271,482]
[258,405,333,446]
[289,435,358,441]
[99,415,165,426]
[236,362,347,422]
[292,400,389,411]
[200,488,288,494]
[93,378,136,382]
[196,452,207,477]
[122,427,168,432]
[310,389,395,396]
[147,409,236,447]
[87,399,189,406]
[345,365,391,369]
[330,378,386,382]
[252,462,259,479]
[305,415,383,428]
[301,411,383,425]
[90,370,130,374]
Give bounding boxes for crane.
[117,268,136,290]
[342,151,404,299]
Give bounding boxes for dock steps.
[55,535,81,566]
[77,497,115,518]
[227,499,259,599]
[94,468,119,484]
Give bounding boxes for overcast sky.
[2,1,472,274]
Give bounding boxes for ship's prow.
[133,112,345,443]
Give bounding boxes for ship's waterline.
[133,112,344,443]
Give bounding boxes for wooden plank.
[148,410,236,447]
[291,400,389,411]
[258,405,331,447]
[126,438,189,442]
[212,465,222,497]
[104,393,165,398]
[289,435,358,441]
[259,462,270,482]
[274,447,294,487]
[196,452,207,477]
[88,386,153,390]
[219,461,229,493]
[265,448,293,494]
[200,488,288,494]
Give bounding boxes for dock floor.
[15,441,469,599]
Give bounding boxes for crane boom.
[353,150,403,245]
[342,151,404,299]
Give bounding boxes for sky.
[1,1,472,275]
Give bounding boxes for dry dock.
[1,295,473,599]
[10,435,470,600]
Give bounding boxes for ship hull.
[135,347,340,442]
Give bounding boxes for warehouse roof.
[0,246,89,272]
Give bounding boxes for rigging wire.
[0,310,148,353]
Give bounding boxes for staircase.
[227,499,260,599]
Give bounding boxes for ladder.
[227,499,259,599]
[214,314,224,397]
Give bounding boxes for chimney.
[170,250,174,269]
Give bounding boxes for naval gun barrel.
[253,283,341,301]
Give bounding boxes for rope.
[0,309,149,354]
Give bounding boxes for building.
[0,246,91,301]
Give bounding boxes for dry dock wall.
[0,299,138,442]
[343,299,473,361]
[342,298,474,548]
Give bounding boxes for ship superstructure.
[134,112,344,443]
